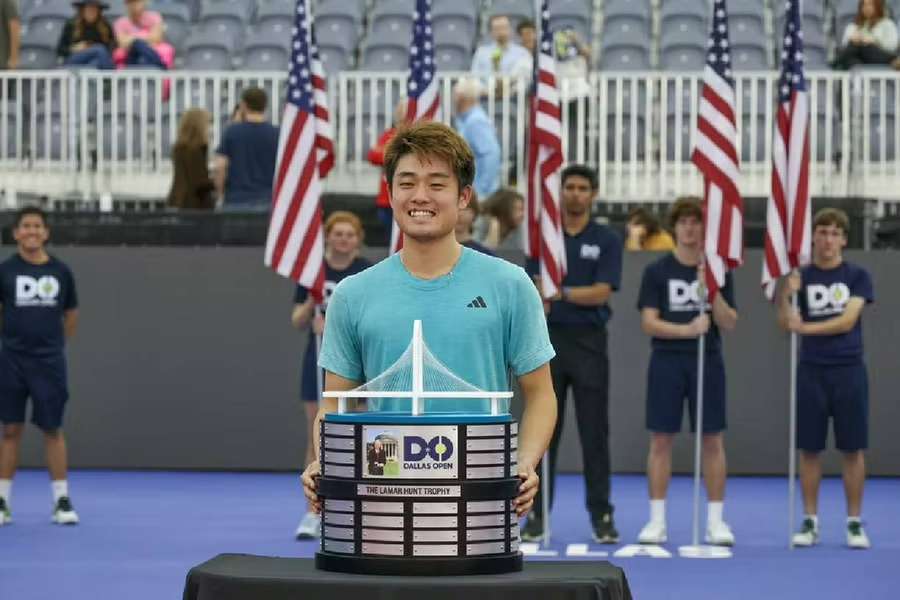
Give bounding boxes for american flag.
[524,0,566,299]
[763,0,810,299]
[264,0,334,301]
[692,0,744,300]
[390,0,441,254]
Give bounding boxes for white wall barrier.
[0,69,895,209]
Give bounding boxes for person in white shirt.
[833,0,898,69]
[471,15,531,95]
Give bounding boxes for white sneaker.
[705,520,735,546]
[295,511,321,540]
[792,517,819,547]
[637,520,667,544]
[847,521,870,549]
[52,497,79,525]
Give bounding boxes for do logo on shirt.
[16,275,60,307]
[668,279,709,312]
[807,283,850,317]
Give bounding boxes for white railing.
[0,69,896,209]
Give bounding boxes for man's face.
[813,223,846,263]
[490,17,511,45]
[674,214,703,248]
[14,214,49,252]
[561,175,595,217]
[390,153,471,243]
[326,222,360,255]
[374,440,383,450]
[518,27,536,52]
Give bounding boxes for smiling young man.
[777,208,874,549]
[635,198,738,546]
[301,122,557,519]
[522,165,623,544]
[0,207,79,526]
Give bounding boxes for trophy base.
[315,551,522,576]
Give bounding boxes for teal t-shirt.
[318,246,555,414]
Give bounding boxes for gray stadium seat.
[360,39,408,71]
[240,42,289,71]
[184,31,234,69]
[200,0,254,21]
[316,0,364,43]
[731,20,769,70]
[729,2,766,32]
[199,1,250,47]
[434,42,472,71]
[369,0,414,38]
[660,0,707,39]
[602,0,652,40]
[776,25,829,70]
[487,0,534,33]
[254,16,293,42]
[660,28,707,71]
[254,0,294,21]
[432,0,477,47]
[317,44,353,74]
[774,0,826,34]
[24,0,70,28]
[19,25,60,69]
[158,3,192,50]
[600,29,651,71]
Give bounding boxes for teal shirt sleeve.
[317,285,364,382]
[507,268,556,376]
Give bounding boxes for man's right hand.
[301,460,322,513]
[686,313,710,337]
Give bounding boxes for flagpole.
[788,290,798,549]
[691,329,706,548]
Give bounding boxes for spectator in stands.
[626,207,675,251]
[833,0,898,70]
[511,20,534,81]
[113,0,174,69]
[454,191,494,256]
[56,0,115,69]
[168,108,214,210]
[554,28,591,160]
[292,210,371,539]
[474,188,525,252]
[214,87,280,210]
[471,15,531,90]
[453,78,501,199]
[0,0,19,69]
[368,99,407,231]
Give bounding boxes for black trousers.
[532,324,612,520]
[832,42,896,70]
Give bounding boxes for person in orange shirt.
[368,100,407,231]
[625,207,675,251]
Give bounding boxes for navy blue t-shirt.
[798,261,873,365]
[527,221,623,326]
[0,254,78,355]
[294,257,372,312]
[216,121,280,206]
[637,253,735,354]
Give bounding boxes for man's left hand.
[514,465,539,518]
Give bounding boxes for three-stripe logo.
[466,296,487,308]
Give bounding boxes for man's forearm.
[516,364,557,470]
[563,283,612,307]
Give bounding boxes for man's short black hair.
[561,164,598,190]
[240,87,268,113]
[14,206,48,228]
[516,19,535,34]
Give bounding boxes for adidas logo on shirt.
[466,296,487,308]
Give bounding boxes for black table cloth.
[183,554,632,600]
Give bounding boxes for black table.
[183,554,632,600]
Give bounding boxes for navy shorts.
[0,350,69,431]
[797,362,868,452]
[646,350,727,434]
[300,338,321,403]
